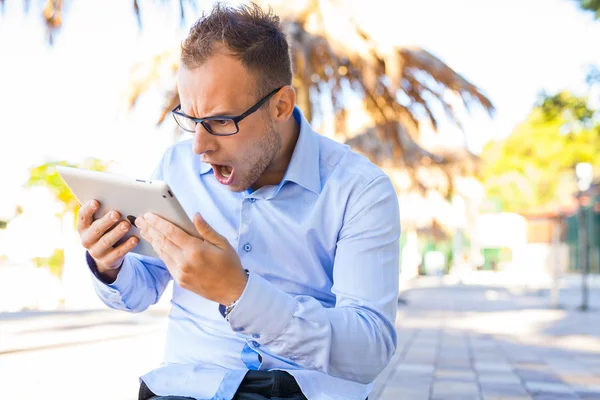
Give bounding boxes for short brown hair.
[181,2,292,97]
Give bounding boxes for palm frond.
[133,0,142,28]
[43,0,63,45]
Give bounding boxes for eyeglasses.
[171,87,283,136]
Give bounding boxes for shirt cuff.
[227,271,297,345]
[86,251,133,292]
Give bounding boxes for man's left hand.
[136,213,248,305]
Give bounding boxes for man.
[78,3,400,400]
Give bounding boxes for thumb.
[193,213,224,246]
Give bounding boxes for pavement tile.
[577,394,600,400]
[437,365,474,373]
[389,368,433,379]
[412,340,439,346]
[480,384,529,397]
[384,377,432,389]
[512,363,551,370]
[403,357,437,365]
[544,360,588,368]
[431,381,480,398]
[406,347,438,353]
[475,362,514,372]
[576,358,600,367]
[439,348,469,353]
[514,369,563,383]
[394,363,436,374]
[435,369,477,379]
[558,375,599,385]
[475,357,508,363]
[508,356,544,364]
[437,362,473,370]
[438,357,471,364]
[525,381,578,395]
[551,368,595,378]
[478,373,523,385]
[435,376,478,384]
[432,396,481,400]
[378,385,430,400]
[574,384,600,395]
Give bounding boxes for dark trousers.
[138,370,307,400]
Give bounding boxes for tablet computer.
[57,166,198,258]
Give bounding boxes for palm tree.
[16,0,494,197]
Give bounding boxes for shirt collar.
[198,106,321,194]
[280,106,321,194]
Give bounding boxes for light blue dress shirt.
[90,108,401,400]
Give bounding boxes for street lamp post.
[575,162,593,311]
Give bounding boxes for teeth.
[220,165,231,178]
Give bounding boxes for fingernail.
[131,237,138,244]
[121,222,129,231]
[90,201,98,209]
[111,212,118,220]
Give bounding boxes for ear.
[271,85,296,123]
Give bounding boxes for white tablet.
[57,166,199,258]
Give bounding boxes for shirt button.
[252,333,260,339]
[243,243,252,252]
[251,340,260,348]
[233,327,244,332]
[249,198,256,203]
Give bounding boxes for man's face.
[177,51,281,192]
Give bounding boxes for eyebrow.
[181,106,240,119]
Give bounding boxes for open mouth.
[211,164,235,185]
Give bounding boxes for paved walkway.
[2,276,599,399]
[372,278,600,400]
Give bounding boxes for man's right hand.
[77,200,139,282]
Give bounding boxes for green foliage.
[32,248,65,278]
[539,91,595,124]
[482,91,600,213]
[576,0,600,18]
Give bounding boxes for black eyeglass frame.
[171,87,283,136]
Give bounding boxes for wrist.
[220,269,249,320]
[91,254,123,284]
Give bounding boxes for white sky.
[0,0,599,217]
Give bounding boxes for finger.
[77,200,99,233]
[141,213,190,247]
[81,210,121,249]
[88,221,131,259]
[96,236,139,267]
[193,213,225,246]
[140,223,181,260]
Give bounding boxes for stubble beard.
[230,122,282,192]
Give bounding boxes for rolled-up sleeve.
[228,175,400,384]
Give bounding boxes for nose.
[192,122,217,155]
